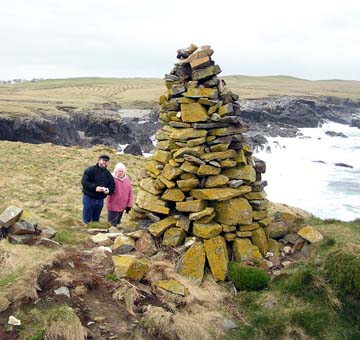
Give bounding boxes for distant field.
[0,75,360,117]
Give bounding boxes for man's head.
[98,154,110,168]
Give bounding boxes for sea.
[255,122,360,222]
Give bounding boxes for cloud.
[1,0,360,80]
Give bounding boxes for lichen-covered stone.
[136,191,170,215]
[135,233,158,256]
[298,226,323,243]
[269,221,289,239]
[173,146,205,159]
[155,279,187,296]
[112,235,135,254]
[192,64,221,81]
[152,150,172,164]
[187,136,207,147]
[239,223,260,232]
[204,236,229,281]
[180,161,199,174]
[204,174,229,188]
[193,221,222,239]
[233,238,262,261]
[157,175,176,189]
[222,165,256,183]
[197,164,221,176]
[144,160,161,177]
[162,227,186,246]
[236,231,253,238]
[234,149,247,165]
[138,178,163,195]
[218,103,233,116]
[176,177,200,191]
[156,139,178,151]
[161,188,185,202]
[112,255,149,280]
[214,197,252,225]
[176,199,207,212]
[162,164,183,181]
[189,207,214,221]
[200,150,237,161]
[224,233,236,241]
[175,215,190,232]
[196,212,216,223]
[252,211,268,220]
[191,187,251,201]
[208,126,247,136]
[251,227,269,256]
[170,128,207,141]
[184,88,218,100]
[176,242,205,285]
[149,216,177,237]
[244,191,267,200]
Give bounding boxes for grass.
[0,267,24,288]
[226,214,360,340]
[0,240,62,310]
[0,141,145,230]
[1,75,360,118]
[54,228,89,245]
[13,304,85,340]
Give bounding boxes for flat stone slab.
[0,206,23,228]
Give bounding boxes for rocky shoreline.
[0,95,359,154]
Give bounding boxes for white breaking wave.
[255,122,360,221]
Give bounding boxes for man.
[81,154,115,224]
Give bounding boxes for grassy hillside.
[1,76,360,118]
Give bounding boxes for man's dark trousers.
[82,195,104,223]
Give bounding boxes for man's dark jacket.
[81,164,115,199]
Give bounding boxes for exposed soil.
[36,249,142,340]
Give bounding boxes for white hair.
[112,162,127,177]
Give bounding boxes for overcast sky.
[1,0,360,81]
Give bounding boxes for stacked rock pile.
[133,44,271,283]
[0,206,59,247]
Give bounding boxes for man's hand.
[125,207,131,214]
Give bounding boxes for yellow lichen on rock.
[112,255,149,280]
[204,236,229,281]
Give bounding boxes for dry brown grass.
[0,240,63,308]
[45,306,87,340]
[140,260,234,340]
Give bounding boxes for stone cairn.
[0,206,59,247]
[134,44,270,283]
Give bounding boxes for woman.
[106,162,133,227]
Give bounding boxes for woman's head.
[113,162,127,178]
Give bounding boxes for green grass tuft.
[290,307,329,338]
[27,330,46,340]
[54,228,89,245]
[228,262,270,291]
[0,267,24,288]
[105,273,119,282]
[325,248,360,298]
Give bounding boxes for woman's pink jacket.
[106,176,133,212]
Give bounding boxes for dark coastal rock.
[334,163,353,168]
[0,115,80,146]
[124,143,143,156]
[325,131,348,138]
[351,118,360,129]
